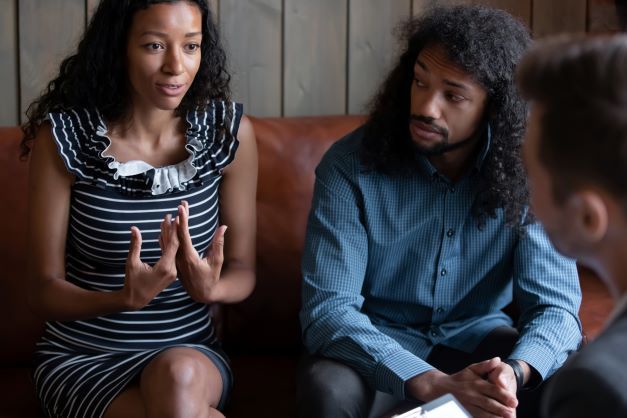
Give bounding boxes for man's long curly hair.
[361,5,532,227]
[20,0,230,156]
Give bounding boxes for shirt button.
[440,268,447,276]
[430,330,438,337]
[446,228,455,237]
[436,307,445,313]
[449,187,455,193]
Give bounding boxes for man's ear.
[566,190,609,244]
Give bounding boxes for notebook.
[392,393,472,418]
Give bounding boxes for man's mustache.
[409,115,449,138]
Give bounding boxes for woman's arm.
[27,125,179,320]
[210,114,258,303]
[28,125,127,320]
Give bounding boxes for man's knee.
[297,356,373,418]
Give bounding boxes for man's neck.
[588,234,627,302]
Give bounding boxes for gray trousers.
[297,326,547,418]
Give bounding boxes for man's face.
[409,43,488,155]
[523,105,582,257]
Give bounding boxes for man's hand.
[174,200,226,303]
[405,357,518,418]
[487,362,517,396]
[488,359,532,395]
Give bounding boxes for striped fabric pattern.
[300,126,583,399]
[33,101,242,418]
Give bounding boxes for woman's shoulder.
[184,100,243,137]
[44,107,114,185]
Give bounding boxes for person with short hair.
[298,5,582,418]
[519,34,627,418]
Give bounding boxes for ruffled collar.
[95,111,204,196]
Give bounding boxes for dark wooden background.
[0,0,621,125]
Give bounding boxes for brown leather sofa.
[0,116,613,418]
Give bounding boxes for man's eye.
[414,77,426,87]
[447,93,466,102]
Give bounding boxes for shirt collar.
[417,123,492,180]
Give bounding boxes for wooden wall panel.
[209,0,219,23]
[87,0,99,22]
[0,0,19,125]
[589,0,622,32]
[468,0,531,26]
[4,0,617,121]
[413,0,530,25]
[220,0,282,117]
[19,0,85,118]
[284,0,348,116]
[348,0,411,114]
[413,0,466,16]
[533,0,587,37]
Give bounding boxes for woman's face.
[126,1,203,112]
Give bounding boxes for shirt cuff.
[509,344,560,381]
[373,349,434,398]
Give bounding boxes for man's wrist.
[405,369,445,401]
[504,359,525,392]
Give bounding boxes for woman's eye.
[186,43,201,52]
[145,43,164,51]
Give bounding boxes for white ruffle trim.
[97,120,204,195]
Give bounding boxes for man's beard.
[409,114,475,156]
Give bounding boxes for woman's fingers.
[210,225,227,267]
[127,226,142,265]
[176,201,197,256]
[160,214,179,259]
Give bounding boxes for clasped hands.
[407,357,520,418]
[123,200,225,310]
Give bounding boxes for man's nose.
[415,93,442,120]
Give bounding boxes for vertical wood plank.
[413,0,466,16]
[87,0,99,21]
[468,0,531,26]
[220,0,282,116]
[348,0,411,114]
[209,0,219,23]
[532,0,587,37]
[588,0,622,33]
[19,0,85,118]
[413,0,529,26]
[0,0,18,125]
[284,0,347,116]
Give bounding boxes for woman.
[21,1,257,417]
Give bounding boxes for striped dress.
[33,101,242,418]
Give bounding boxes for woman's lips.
[156,83,186,96]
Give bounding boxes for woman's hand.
[123,214,179,310]
[175,200,226,303]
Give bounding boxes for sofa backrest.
[0,116,364,363]
[0,127,42,366]
[223,116,364,354]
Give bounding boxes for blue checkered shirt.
[300,126,582,398]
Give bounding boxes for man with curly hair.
[298,5,582,418]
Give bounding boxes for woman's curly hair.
[361,5,532,227]
[20,0,230,156]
